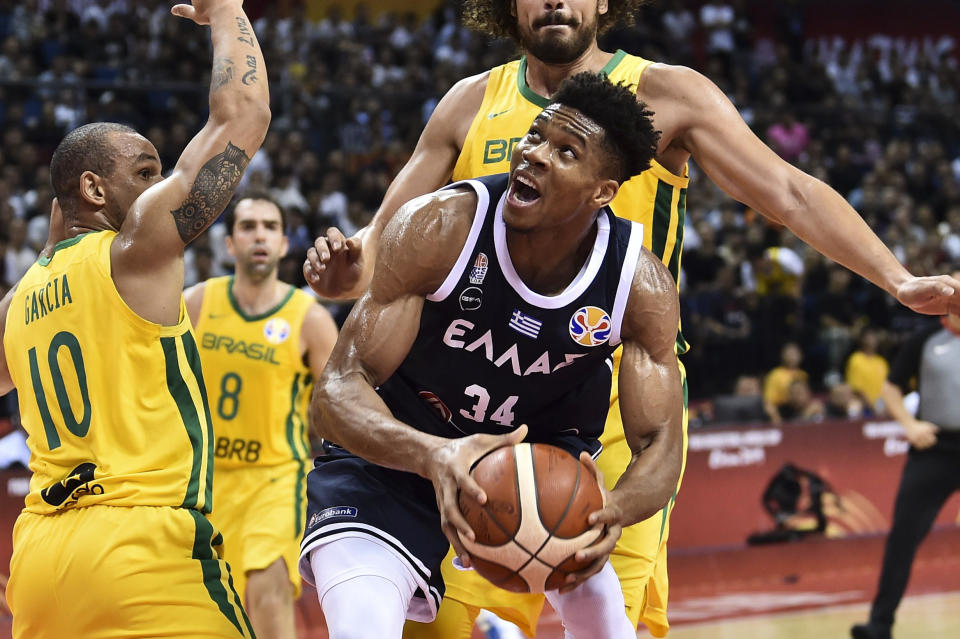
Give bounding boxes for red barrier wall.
[671,418,960,550]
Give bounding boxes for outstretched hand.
[171,0,236,25]
[896,275,960,316]
[303,227,366,299]
[426,425,528,570]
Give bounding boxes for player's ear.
[593,178,619,209]
[280,233,289,259]
[79,171,106,207]
[225,233,236,259]
[598,0,609,16]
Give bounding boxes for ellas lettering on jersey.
[442,318,587,377]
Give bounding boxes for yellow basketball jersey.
[3,231,215,514]
[453,50,689,355]
[195,276,314,470]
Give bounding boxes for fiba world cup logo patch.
[569,306,612,347]
[469,253,489,285]
[263,317,291,344]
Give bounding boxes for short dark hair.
[463,0,652,41]
[49,122,136,209]
[224,190,288,235]
[549,72,660,183]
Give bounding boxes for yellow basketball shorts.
[7,505,254,639]
[211,459,307,600]
[404,363,688,639]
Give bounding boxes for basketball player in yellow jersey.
[0,2,270,637]
[185,194,338,639]
[303,1,960,636]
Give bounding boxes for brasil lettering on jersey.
[200,332,281,364]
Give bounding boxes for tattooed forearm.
[170,142,250,243]
[242,55,258,85]
[211,57,234,92]
[236,16,255,47]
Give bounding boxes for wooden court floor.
[665,591,960,638]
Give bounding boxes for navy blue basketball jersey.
[376,174,645,457]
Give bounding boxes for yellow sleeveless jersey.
[4,231,215,514]
[453,50,689,354]
[195,276,314,469]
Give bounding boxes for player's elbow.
[766,170,817,226]
[210,98,271,140]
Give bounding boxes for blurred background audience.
[0,0,958,427]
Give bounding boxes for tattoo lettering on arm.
[242,55,258,85]
[211,57,234,92]
[170,142,250,243]
[236,16,255,47]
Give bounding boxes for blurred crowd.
[0,0,958,428]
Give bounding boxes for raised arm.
[303,73,488,299]
[648,64,960,315]
[611,251,685,525]
[113,0,270,324]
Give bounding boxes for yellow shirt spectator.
[764,366,809,407]
[846,351,889,406]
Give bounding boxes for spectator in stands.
[846,329,890,412]
[764,342,809,424]
[779,378,826,422]
[766,111,810,162]
[852,289,960,639]
[713,374,767,424]
[3,218,37,289]
[825,381,866,419]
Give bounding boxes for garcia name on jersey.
[376,174,645,457]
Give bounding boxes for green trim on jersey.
[517,49,628,108]
[226,275,296,322]
[162,336,204,510]
[38,231,100,266]
[182,331,215,512]
[285,372,309,534]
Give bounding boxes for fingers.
[344,234,363,259]
[170,4,195,19]
[436,477,477,544]
[558,523,622,593]
[507,424,528,444]
[325,227,347,252]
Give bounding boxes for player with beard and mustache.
[302,1,960,637]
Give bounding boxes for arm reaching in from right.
[113,0,270,324]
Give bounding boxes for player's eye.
[561,146,576,159]
[139,169,151,178]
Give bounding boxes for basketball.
[458,443,604,593]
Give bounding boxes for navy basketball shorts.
[298,445,448,621]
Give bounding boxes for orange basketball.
[458,442,603,592]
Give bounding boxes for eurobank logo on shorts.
[309,506,359,528]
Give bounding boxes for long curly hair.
[462,0,653,41]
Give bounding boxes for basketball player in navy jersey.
[299,73,682,639]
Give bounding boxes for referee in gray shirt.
[853,295,960,639]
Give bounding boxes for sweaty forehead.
[111,131,158,160]
[539,103,603,138]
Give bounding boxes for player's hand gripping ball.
[458,443,603,592]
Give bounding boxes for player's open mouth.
[508,173,541,206]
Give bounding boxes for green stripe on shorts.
[189,510,255,637]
